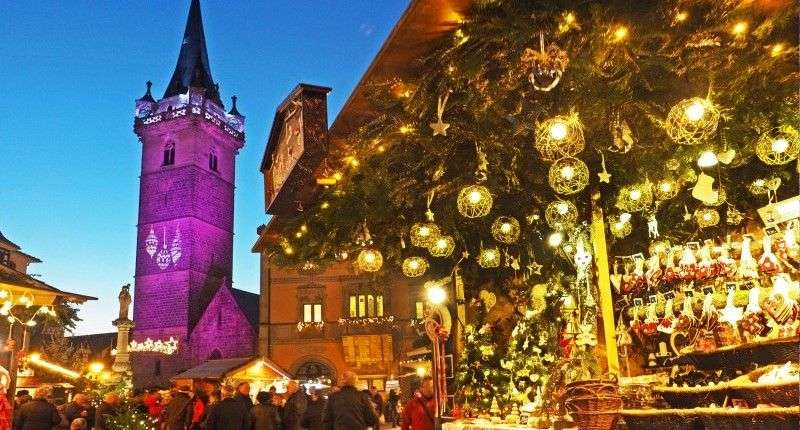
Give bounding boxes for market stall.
[171,356,290,395]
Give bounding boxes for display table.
[443,420,577,430]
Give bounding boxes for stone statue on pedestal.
[112,284,135,374]
[118,284,132,321]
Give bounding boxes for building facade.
[131,0,257,388]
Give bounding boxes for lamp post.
[424,281,452,430]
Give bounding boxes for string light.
[731,21,748,37]
[612,25,629,42]
[685,101,706,122]
[548,232,564,247]
[129,337,179,355]
[320,202,330,209]
[399,124,414,134]
[697,151,719,168]
[675,11,688,22]
[770,43,785,57]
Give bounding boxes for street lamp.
[426,284,447,305]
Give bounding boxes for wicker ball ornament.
[410,222,440,247]
[548,157,589,195]
[491,216,521,244]
[654,178,680,201]
[478,247,502,268]
[608,215,633,238]
[535,114,585,161]
[755,126,800,165]
[616,183,653,212]
[665,97,720,146]
[402,256,429,277]
[457,185,493,218]
[356,248,383,272]
[545,200,578,231]
[695,208,720,228]
[428,235,455,258]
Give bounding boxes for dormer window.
[0,249,12,269]
[209,150,218,172]
[162,143,175,166]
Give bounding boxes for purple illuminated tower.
[131,0,250,386]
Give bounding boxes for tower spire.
[163,0,222,106]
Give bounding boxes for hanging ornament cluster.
[429,235,455,258]
[755,126,800,165]
[694,208,720,228]
[534,113,585,161]
[478,247,502,268]
[608,214,633,238]
[521,33,569,92]
[548,157,589,195]
[665,97,720,146]
[491,216,521,244]
[356,248,383,272]
[654,177,679,200]
[616,182,653,212]
[545,200,578,231]
[457,185,493,218]
[402,256,429,278]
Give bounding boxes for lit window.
[209,151,218,172]
[349,296,357,318]
[358,296,366,317]
[367,295,375,317]
[303,303,322,323]
[415,301,425,319]
[349,294,385,318]
[162,143,175,166]
[376,296,384,317]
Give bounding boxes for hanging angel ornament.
[647,213,659,238]
[609,112,634,153]
[574,238,595,307]
[429,92,451,136]
[737,236,759,279]
[474,143,489,182]
[145,227,158,257]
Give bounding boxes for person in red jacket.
[401,377,435,430]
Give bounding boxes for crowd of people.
[2,372,436,430]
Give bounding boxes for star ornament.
[527,261,543,275]
[597,170,611,183]
[430,119,450,136]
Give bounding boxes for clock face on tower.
[144,226,182,270]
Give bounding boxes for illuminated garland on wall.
[127,337,179,355]
[337,316,396,327]
[297,321,325,332]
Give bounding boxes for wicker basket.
[684,336,799,370]
[621,408,700,430]
[652,383,729,408]
[728,365,800,407]
[697,406,800,430]
[562,379,622,430]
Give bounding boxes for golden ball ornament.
[545,200,578,231]
[409,222,440,247]
[705,187,727,207]
[608,215,633,238]
[402,256,429,277]
[755,126,800,165]
[457,185,493,218]
[356,248,383,272]
[428,235,455,258]
[491,216,521,244]
[534,113,585,161]
[477,247,502,268]
[694,208,720,228]
[548,157,589,195]
[665,97,720,145]
[616,183,653,212]
[654,178,680,200]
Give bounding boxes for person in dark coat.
[13,386,61,430]
[162,386,193,430]
[93,393,120,430]
[387,389,401,427]
[301,387,325,430]
[250,391,281,430]
[323,371,379,430]
[63,393,93,430]
[204,386,251,430]
[282,381,307,430]
[369,386,384,423]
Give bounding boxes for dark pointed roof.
[163,0,222,106]
[139,81,156,103]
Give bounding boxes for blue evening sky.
[0,1,408,334]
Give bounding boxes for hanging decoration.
[145,227,158,257]
[755,125,800,165]
[521,32,569,91]
[616,182,653,212]
[694,207,720,228]
[410,191,441,247]
[647,214,659,238]
[457,184,493,218]
[665,97,720,145]
[654,177,679,200]
[706,186,727,207]
[548,157,589,195]
[478,247,502,268]
[402,256,429,278]
[491,216,521,244]
[534,113,585,161]
[429,235,455,258]
[726,204,744,225]
[609,112,634,153]
[429,92,451,136]
[691,172,719,205]
[545,200,578,231]
[608,214,633,238]
[356,248,383,272]
[597,151,612,183]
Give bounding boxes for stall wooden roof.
[172,356,290,381]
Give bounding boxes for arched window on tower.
[163,142,175,166]
[209,149,218,172]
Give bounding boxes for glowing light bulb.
[564,12,575,24]
[619,212,632,223]
[320,201,330,209]
[703,212,713,221]
[659,181,673,193]
[675,11,688,22]
[697,151,719,168]
[468,190,482,204]
[500,223,512,233]
[731,21,748,36]
[770,43,785,57]
[561,165,575,179]
[435,238,447,249]
[418,226,431,237]
[549,121,568,140]
[629,189,642,201]
[754,179,766,187]
[294,232,303,238]
[426,285,447,304]
[685,101,706,121]
[557,202,569,215]
[416,367,427,377]
[332,172,343,181]
[284,246,294,255]
[364,252,376,263]
[484,250,498,261]
[614,222,625,231]
[771,138,789,153]
[399,125,414,134]
[408,260,420,270]
[548,232,564,247]
[612,26,629,42]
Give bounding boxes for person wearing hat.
[162,385,193,430]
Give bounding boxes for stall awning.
[0,264,96,305]
[172,356,291,381]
